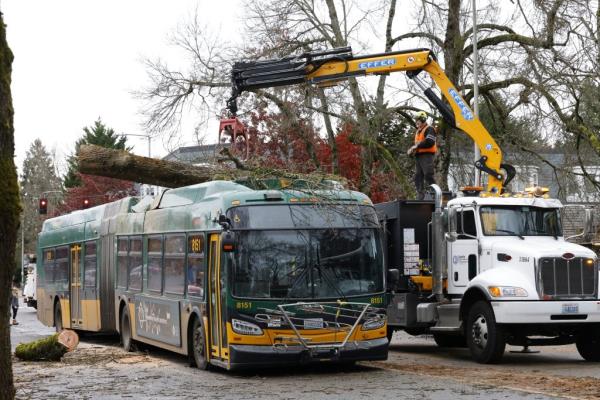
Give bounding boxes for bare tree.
[138,0,599,199]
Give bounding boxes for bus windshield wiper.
[315,244,347,301]
[495,228,524,240]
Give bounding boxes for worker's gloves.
[407,145,417,156]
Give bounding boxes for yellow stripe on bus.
[226,322,386,346]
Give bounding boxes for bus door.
[70,244,83,328]
[208,234,228,361]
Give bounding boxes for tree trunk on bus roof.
[0,11,20,400]
[77,144,242,187]
[77,144,346,189]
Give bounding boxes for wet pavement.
[9,302,588,399]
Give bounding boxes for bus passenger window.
[117,238,128,288]
[129,237,142,291]
[84,241,97,288]
[55,246,69,284]
[43,248,55,284]
[187,234,205,298]
[165,235,185,295]
[147,236,163,293]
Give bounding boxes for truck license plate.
[562,303,579,314]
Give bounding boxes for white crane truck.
[377,188,598,363]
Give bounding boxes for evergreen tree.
[19,139,63,254]
[64,118,130,188]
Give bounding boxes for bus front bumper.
[228,337,388,369]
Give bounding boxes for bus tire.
[120,308,133,352]
[54,301,63,332]
[466,301,505,364]
[189,317,209,370]
[576,327,600,361]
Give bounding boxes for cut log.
[78,144,241,188]
[77,144,347,190]
[14,330,79,361]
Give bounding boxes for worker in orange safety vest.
[407,111,437,200]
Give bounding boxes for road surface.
[10,302,592,399]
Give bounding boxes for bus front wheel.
[54,302,63,332]
[190,317,209,370]
[120,308,133,352]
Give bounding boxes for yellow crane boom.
[227,47,515,194]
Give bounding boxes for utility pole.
[472,0,481,186]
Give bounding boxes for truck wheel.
[120,309,133,352]
[466,301,505,363]
[433,333,466,348]
[576,328,600,361]
[54,302,63,332]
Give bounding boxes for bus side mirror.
[446,207,458,242]
[221,231,236,252]
[387,269,400,288]
[583,209,594,242]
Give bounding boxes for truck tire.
[576,328,600,361]
[466,301,505,363]
[433,333,466,348]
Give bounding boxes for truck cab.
[378,188,600,363]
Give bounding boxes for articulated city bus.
[36,181,388,369]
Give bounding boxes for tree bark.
[0,12,20,400]
[78,144,242,188]
[78,144,346,189]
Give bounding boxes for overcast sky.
[1,0,240,175]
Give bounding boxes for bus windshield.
[480,206,562,237]
[230,228,384,299]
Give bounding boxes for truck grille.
[538,257,597,299]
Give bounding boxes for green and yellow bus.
[37,181,388,369]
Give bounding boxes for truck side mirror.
[446,207,458,242]
[583,209,594,242]
[387,269,400,288]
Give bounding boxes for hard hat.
[416,111,427,122]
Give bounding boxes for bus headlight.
[232,319,263,336]
[361,317,386,331]
[488,286,528,297]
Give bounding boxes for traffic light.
[39,198,48,214]
[82,198,91,209]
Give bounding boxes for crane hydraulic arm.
[227,47,515,194]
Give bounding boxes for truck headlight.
[232,319,263,335]
[488,286,528,297]
[361,317,386,331]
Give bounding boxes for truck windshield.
[230,228,384,299]
[480,206,562,237]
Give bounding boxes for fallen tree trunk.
[78,144,241,188]
[77,144,346,190]
[15,330,79,361]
